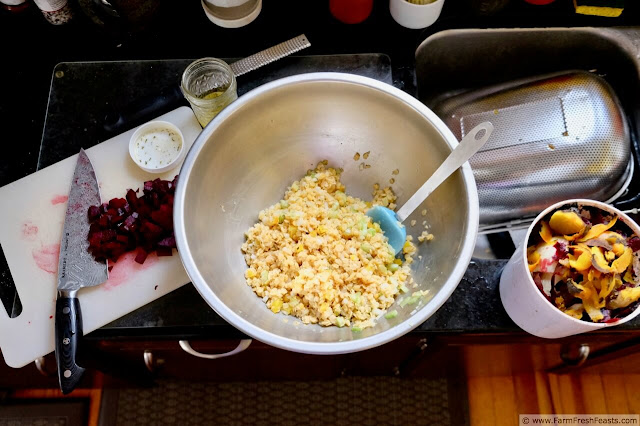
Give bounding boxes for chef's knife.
[55,149,108,394]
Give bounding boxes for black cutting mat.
[38,54,392,169]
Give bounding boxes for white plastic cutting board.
[0,107,201,368]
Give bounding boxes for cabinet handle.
[560,343,590,367]
[178,339,252,359]
[143,349,165,373]
[34,356,56,377]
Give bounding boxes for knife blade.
[55,149,108,394]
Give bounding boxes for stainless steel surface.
[435,70,631,226]
[396,121,492,222]
[178,340,252,359]
[174,73,479,354]
[415,28,640,236]
[230,34,311,77]
[56,149,108,292]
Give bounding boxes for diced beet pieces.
[134,248,148,264]
[88,205,101,220]
[158,236,176,248]
[629,237,640,252]
[98,215,109,227]
[109,198,127,209]
[156,246,172,257]
[126,189,138,206]
[141,220,163,236]
[122,215,137,232]
[87,175,178,265]
[151,204,173,230]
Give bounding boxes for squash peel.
[549,210,586,235]
[578,217,617,242]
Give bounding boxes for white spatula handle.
[396,122,493,223]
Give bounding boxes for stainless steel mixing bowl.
[174,73,479,354]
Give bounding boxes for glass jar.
[180,58,238,127]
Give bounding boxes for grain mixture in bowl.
[241,161,419,330]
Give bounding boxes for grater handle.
[396,122,493,223]
[230,34,311,77]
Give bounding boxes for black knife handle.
[55,295,85,394]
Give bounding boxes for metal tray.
[415,27,640,234]
[434,70,632,227]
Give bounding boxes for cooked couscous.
[241,161,418,329]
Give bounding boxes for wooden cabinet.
[89,335,436,383]
[2,331,640,390]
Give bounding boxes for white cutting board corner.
[0,106,201,368]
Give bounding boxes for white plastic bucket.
[499,199,640,338]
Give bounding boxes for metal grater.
[434,70,633,234]
[230,34,311,77]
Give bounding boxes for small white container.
[129,121,185,174]
[500,199,640,338]
[201,0,261,28]
[389,0,445,30]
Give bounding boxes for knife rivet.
[63,307,70,314]
[64,370,72,378]
[63,338,70,345]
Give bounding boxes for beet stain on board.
[104,251,159,290]
[32,244,60,274]
[51,195,69,205]
[21,221,38,240]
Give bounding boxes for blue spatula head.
[366,206,407,255]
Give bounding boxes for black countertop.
[2,0,640,341]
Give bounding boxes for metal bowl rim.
[174,72,480,354]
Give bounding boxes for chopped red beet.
[158,236,176,248]
[151,204,173,230]
[109,198,127,209]
[134,248,148,264]
[87,205,101,220]
[629,237,640,252]
[156,246,172,257]
[87,176,178,264]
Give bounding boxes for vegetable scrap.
[527,204,640,323]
